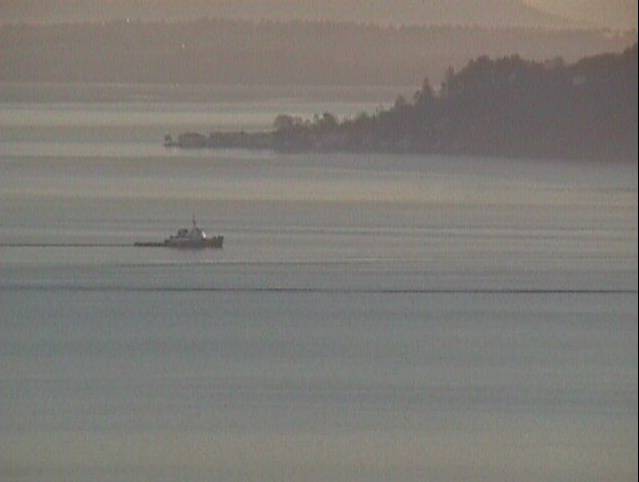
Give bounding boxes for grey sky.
[526,1,638,29]
[0,1,636,29]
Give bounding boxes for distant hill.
[1,18,635,86]
[0,0,571,28]
[169,0,570,28]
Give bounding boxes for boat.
[134,216,223,248]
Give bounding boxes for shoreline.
[163,130,638,162]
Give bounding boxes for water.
[1,83,637,482]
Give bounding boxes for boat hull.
[134,236,224,249]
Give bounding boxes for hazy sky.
[526,1,638,29]
[0,0,637,29]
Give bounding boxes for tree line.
[268,44,637,161]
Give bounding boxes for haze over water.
[1,84,637,482]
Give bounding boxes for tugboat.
[135,216,223,248]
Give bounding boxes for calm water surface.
[1,84,637,482]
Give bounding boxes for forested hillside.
[237,45,638,161]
